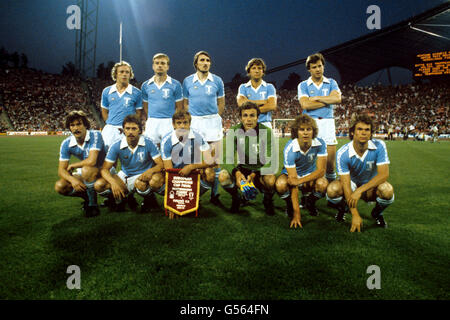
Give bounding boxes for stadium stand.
[0,67,98,131]
[0,66,447,137]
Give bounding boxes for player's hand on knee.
[71,179,86,192]
[350,215,363,233]
[111,182,126,200]
[140,171,152,182]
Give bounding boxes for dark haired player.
[298,53,342,184]
[55,111,106,217]
[182,51,225,207]
[94,115,164,213]
[237,58,277,129]
[218,102,276,215]
[327,114,395,232]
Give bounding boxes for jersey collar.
[306,76,330,86]
[193,72,213,83]
[348,140,377,159]
[148,75,172,85]
[244,80,267,87]
[109,84,133,95]
[292,138,321,155]
[120,135,146,149]
[69,130,90,148]
[171,129,195,146]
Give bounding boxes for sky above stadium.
[0,0,447,86]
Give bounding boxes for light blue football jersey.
[281,137,327,176]
[101,84,143,126]
[336,139,390,186]
[238,80,276,123]
[298,76,340,119]
[105,135,160,176]
[182,73,224,116]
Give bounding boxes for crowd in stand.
[0,67,448,137]
[0,68,98,131]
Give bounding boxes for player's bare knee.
[204,167,216,184]
[326,180,343,198]
[81,166,98,182]
[54,180,68,194]
[275,175,288,194]
[94,178,107,192]
[149,173,164,189]
[218,169,231,186]
[135,179,148,192]
[263,174,276,189]
[315,177,328,194]
[377,182,394,199]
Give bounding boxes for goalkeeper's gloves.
[239,180,258,200]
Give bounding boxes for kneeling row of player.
[55,103,394,232]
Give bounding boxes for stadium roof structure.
[266,2,450,85]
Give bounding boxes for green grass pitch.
[0,136,448,300]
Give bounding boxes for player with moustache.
[55,111,106,217]
[94,115,164,213]
[182,51,225,207]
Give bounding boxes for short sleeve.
[59,139,70,161]
[105,142,119,163]
[101,88,109,109]
[147,139,161,160]
[182,79,189,99]
[375,140,390,165]
[141,82,148,103]
[283,142,296,168]
[217,77,225,98]
[174,81,183,102]
[336,149,350,175]
[135,89,143,110]
[267,84,276,98]
[330,79,341,94]
[237,84,246,98]
[298,81,308,98]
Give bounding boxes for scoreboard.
[414,51,450,77]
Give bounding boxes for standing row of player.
[55,51,395,232]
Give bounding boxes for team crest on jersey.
[111,98,115,101]
[366,161,374,171]
[137,151,145,163]
[322,89,329,95]
[162,88,170,99]
[310,90,314,95]
[308,154,314,162]
[151,90,155,93]
[194,86,198,89]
